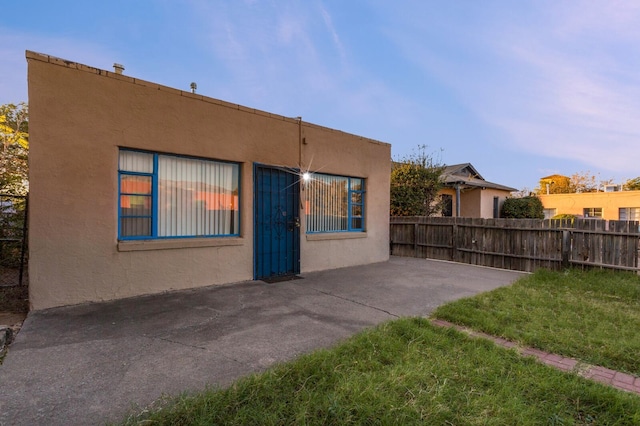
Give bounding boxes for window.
[583,207,602,218]
[543,208,557,219]
[441,194,453,217]
[118,150,240,240]
[305,174,365,233]
[619,207,640,221]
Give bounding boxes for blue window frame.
[118,149,240,240]
[305,173,365,233]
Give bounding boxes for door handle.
[288,217,301,231]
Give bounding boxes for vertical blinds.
[118,150,239,238]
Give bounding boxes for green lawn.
[122,317,640,425]
[433,268,640,376]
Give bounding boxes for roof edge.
[25,50,390,148]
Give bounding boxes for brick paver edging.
[430,319,640,396]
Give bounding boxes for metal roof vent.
[113,63,125,75]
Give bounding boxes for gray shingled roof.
[442,163,517,192]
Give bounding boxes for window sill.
[118,237,244,252]
[306,232,367,241]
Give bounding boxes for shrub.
[501,196,544,219]
[551,213,577,220]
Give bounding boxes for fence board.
[390,217,640,273]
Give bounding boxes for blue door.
[254,165,300,280]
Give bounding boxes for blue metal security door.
[254,165,300,280]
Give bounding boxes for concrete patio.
[0,257,524,425]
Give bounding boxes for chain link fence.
[0,194,28,287]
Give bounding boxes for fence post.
[414,222,418,257]
[637,236,640,276]
[562,230,570,269]
[452,220,458,262]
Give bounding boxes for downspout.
[455,183,461,217]
[297,117,305,213]
[297,116,303,169]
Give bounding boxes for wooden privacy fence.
[390,217,640,273]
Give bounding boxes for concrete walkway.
[0,257,525,425]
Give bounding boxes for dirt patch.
[0,312,27,327]
[0,285,29,314]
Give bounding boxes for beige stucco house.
[539,191,640,220]
[438,163,516,218]
[27,51,391,310]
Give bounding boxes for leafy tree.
[623,177,640,191]
[536,175,572,194]
[501,196,544,219]
[390,146,445,216]
[0,102,29,194]
[536,171,612,194]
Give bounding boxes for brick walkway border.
[431,319,640,395]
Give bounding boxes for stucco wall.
[539,191,640,220]
[27,52,390,310]
[459,189,482,218]
[478,188,510,218]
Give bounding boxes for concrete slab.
[0,257,524,425]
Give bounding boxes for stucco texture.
[27,52,390,310]
[539,191,640,220]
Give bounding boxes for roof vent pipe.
[113,63,125,75]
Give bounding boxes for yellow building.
[538,190,640,220]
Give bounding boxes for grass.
[122,318,640,425]
[0,284,28,313]
[433,268,640,376]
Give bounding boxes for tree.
[623,177,640,191]
[535,171,613,194]
[390,146,445,216]
[570,171,611,193]
[535,175,572,194]
[0,102,29,194]
[501,195,544,219]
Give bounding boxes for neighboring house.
[27,51,391,310]
[439,163,516,218]
[538,190,640,220]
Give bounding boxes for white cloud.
[386,2,640,176]
[486,5,640,174]
[319,1,346,62]
[184,0,414,134]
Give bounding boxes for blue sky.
[2,1,639,190]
